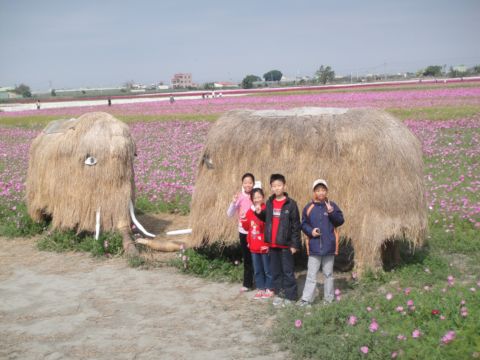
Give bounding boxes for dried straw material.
[26,112,136,234]
[190,107,427,272]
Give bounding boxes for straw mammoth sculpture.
[190,108,428,274]
[26,112,179,255]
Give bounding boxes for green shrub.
[0,202,47,237]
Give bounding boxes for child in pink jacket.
[227,173,255,291]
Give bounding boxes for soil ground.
[0,214,290,360]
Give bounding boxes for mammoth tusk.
[166,229,192,236]
[129,200,155,238]
[95,208,101,240]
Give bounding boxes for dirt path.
[0,237,289,360]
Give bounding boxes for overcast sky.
[1,0,479,91]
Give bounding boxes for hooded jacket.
[301,200,344,256]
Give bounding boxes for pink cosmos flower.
[336,295,342,301]
[424,285,431,291]
[397,334,407,341]
[335,288,341,296]
[360,346,369,354]
[352,272,358,280]
[369,319,379,332]
[348,315,357,326]
[386,293,393,300]
[441,330,456,344]
[470,287,476,292]
[412,329,421,338]
[295,319,302,328]
[407,299,414,306]
[391,351,398,358]
[461,311,468,317]
[366,306,372,312]
[460,300,466,305]
[396,306,404,312]
[404,287,411,295]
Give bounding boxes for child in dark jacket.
[255,174,301,306]
[297,179,344,306]
[241,187,274,300]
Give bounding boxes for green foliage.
[387,105,480,121]
[203,82,215,90]
[169,243,243,283]
[0,202,47,237]
[263,70,283,82]
[14,83,32,98]
[128,256,146,267]
[423,65,443,77]
[0,113,220,128]
[273,234,479,359]
[135,195,190,215]
[37,230,123,257]
[242,74,262,89]
[315,65,335,84]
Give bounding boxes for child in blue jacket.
[297,179,344,306]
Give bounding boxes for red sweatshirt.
[241,204,268,254]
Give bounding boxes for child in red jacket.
[241,187,273,299]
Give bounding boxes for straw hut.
[190,108,427,273]
[26,112,174,255]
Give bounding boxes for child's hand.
[290,247,297,255]
[312,228,321,237]
[326,200,334,213]
[232,192,239,203]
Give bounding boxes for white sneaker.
[272,297,283,307]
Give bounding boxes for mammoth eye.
[203,154,214,169]
[85,156,97,166]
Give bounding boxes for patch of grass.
[387,105,480,121]
[169,243,243,283]
[128,255,147,268]
[135,195,191,215]
[0,202,47,237]
[248,81,480,97]
[0,113,219,128]
[37,230,123,257]
[0,115,60,128]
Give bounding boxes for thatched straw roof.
[27,112,136,233]
[190,107,427,272]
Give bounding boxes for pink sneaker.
[262,289,274,299]
[253,290,264,300]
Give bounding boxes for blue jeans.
[269,247,298,300]
[251,253,272,290]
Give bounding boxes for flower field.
[1,83,479,358]
[1,85,479,231]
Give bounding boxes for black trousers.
[239,232,253,288]
[269,247,298,300]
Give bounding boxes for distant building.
[171,73,193,88]
[0,87,20,99]
[452,65,467,73]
